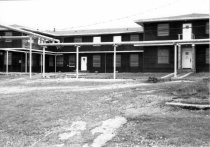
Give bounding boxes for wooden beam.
[42,47,46,78]
[55,55,57,73]
[192,44,196,72]
[174,44,177,78]
[25,53,27,73]
[29,37,32,78]
[6,51,9,75]
[76,46,80,79]
[113,45,117,79]
[178,44,181,69]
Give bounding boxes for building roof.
[135,13,209,24]
[42,27,143,36]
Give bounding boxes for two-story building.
[0,13,209,76]
[135,13,209,73]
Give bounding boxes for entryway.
[182,48,192,68]
[81,56,87,71]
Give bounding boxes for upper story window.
[206,22,209,34]
[5,32,12,42]
[113,36,121,42]
[74,37,82,42]
[93,36,101,43]
[157,23,169,36]
[130,34,139,41]
[157,48,169,64]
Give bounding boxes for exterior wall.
[196,44,209,72]
[0,31,22,48]
[143,20,209,41]
[143,46,174,72]
[55,52,143,73]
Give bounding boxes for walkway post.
[6,51,8,75]
[55,55,57,73]
[192,44,196,72]
[76,46,80,79]
[29,37,33,79]
[42,46,46,78]
[174,44,177,78]
[25,53,27,73]
[41,54,43,73]
[113,45,117,79]
[178,44,181,69]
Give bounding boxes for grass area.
[0,73,209,146]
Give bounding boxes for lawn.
[0,73,209,147]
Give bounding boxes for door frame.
[182,48,192,69]
[81,56,87,71]
[182,23,192,40]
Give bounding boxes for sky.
[0,0,209,31]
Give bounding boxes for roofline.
[0,24,60,43]
[41,28,143,37]
[135,15,209,25]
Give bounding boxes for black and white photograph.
[0,0,209,146]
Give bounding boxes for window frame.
[93,55,101,68]
[129,54,139,67]
[157,48,169,64]
[206,48,209,64]
[5,32,13,42]
[74,37,82,42]
[56,55,64,67]
[206,22,209,34]
[157,23,170,37]
[116,54,121,67]
[69,55,76,67]
[93,36,101,43]
[113,36,122,42]
[130,34,140,41]
[49,56,54,67]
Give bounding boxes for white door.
[81,57,87,71]
[182,48,192,68]
[182,23,192,40]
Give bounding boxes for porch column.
[41,54,43,73]
[55,55,57,73]
[192,44,196,72]
[29,37,33,78]
[42,46,46,78]
[113,45,117,79]
[25,53,27,73]
[6,51,9,75]
[76,46,80,79]
[178,44,181,69]
[174,44,177,78]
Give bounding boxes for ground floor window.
[57,55,64,67]
[69,55,76,67]
[49,56,54,67]
[93,55,101,67]
[158,49,169,64]
[116,55,121,67]
[206,48,209,64]
[4,52,12,65]
[130,54,139,67]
